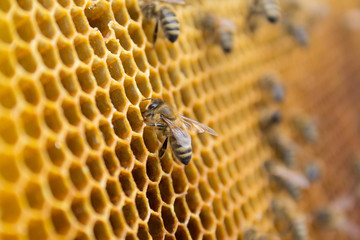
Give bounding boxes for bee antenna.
[142,98,153,102]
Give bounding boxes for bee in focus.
[271,197,308,240]
[201,13,236,53]
[259,107,282,130]
[243,227,280,240]
[249,0,281,24]
[304,161,321,182]
[291,114,318,143]
[142,98,218,165]
[268,130,298,167]
[313,196,360,239]
[259,74,285,102]
[140,0,185,43]
[264,160,310,200]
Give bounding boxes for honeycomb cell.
[155,44,168,65]
[186,187,202,213]
[0,0,10,12]
[127,22,144,47]
[46,139,65,166]
[93,221,110,240]
[79,96,96,120]
[171,165,187,194]
[136,192,149,220]
[114,25,132,51]
[40,72,60,100]
[110,84,127,113]
[99,119,115,146]
[142,126,159,153]
[224,215,234,236]
[90,187,106,214]
[130,135,147,161]
[74,231,90,240]
[112,113,131,139]
[76,64,95,93]
[201,150,216,168]
[0,84,16,109]
[25,181,44,209]
[0,49,15,77]
[71,197,89,225]
[102,149,120,176]
[89,31,106,57]
[121,52,136,77]
[146,155,161,182]
[0,19,13,43]
[188,216,202,240]
[174,197,188,223]
[84,0,112,34]
[59,69,78,96]
[126,105,143,132]
[175,225,191,240]
[207,171,221,192]
[105,180,121,206]
[161,205,177,233]
[198,180,213,202]
[115,141,133,168]
[35,8,55,39]
[184,163,199,185]
[71,8,88,34]
[28,219,48,240]
[126,233,137,240]
[132,162,147,191]
[92,58,110,87]
[146,183,161,212]
[38,40,57,69]
[215,225,226,240]
[159,176,175,204]
[69,163,89,191]
[0,192,21,223]
[85,126,101,150]
[55,7,75,37]
[180,84,195,107]
[148,214,165,239]
[125,0,140,21]
[15,45,37,73]
[0,117,18,145]
[167,64,181,86]
[145,46,158,68]
[119,170,136,197]
[138,224,151,240]
[86,154,104,181]
[74,36,92,63]
[122,201,138,228]
[159,67,171,90]
[62,98,81,125]
[0,154,19,183]
[16,0,32,10]
[51,208,70,235]
[13,12,35,42]
[95,91,112,116]
[109,209,126,237]
[149,68,162,93]
[43,104,62,133]
[107,54,124,81]
[22,145,43,173]
[57,0,69,8]
[200,205,215,231]
[48,172,69,201]
[106,38,120,54]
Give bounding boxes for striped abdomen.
[169,132,192,165]
[262,0,281,23]
[219,30,234,53]
[159,6,180,42]
[291,216,308,240]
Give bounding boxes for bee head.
[144,98,163,110]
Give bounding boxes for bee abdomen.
[159,7,180,42]
[170,136,192,165]
[220,31,234,53]
[292,217,308,240]
[263,0,281,23]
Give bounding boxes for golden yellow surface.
[0,0,360,239]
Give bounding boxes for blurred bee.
[292,114,318,143]
[142,98,218,165]
[259,74,285,102]
[268,130,298,167]
[264,160,309,200]
[140,0,185,43]
[304,161,321,182]
[201,13,236,53]
[243,227,280,240]
[249,0,281,24]
[271,198,308,240]
[314,196,360,239]
[287,22,310,47]
[259,107,282,130]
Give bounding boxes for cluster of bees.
[137,0,358,239]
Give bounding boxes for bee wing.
[161,117,189,142]
[272,165,310,188]
[157,0,186,5]
[180,115,218,136]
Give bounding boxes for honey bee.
[249,0,281,24]
[140,0,185,43]
[271,198,308,240]
[314,196,360,239]
[201,13,236,53]
[292,114,318,143]
[243,227,280,240]
[264,160,309,200]
[259,107,282,130]
[268,130,298,167]
[259,74,285,102]
[142,98,218,165]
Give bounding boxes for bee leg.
[146,122,167,129]
[159,137,168,158]
[153,18,159,44]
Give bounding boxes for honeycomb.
[0,0,360,239]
